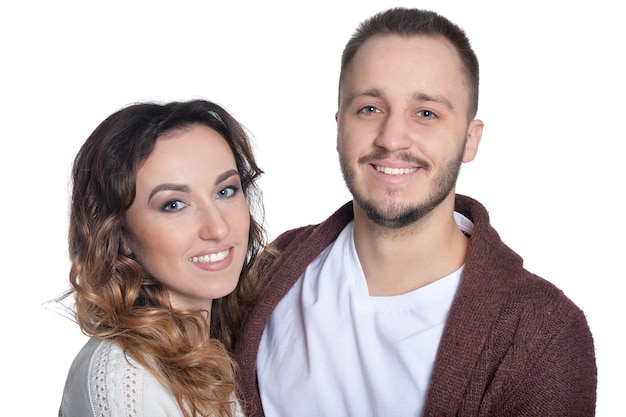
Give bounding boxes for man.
[235,7,597,417]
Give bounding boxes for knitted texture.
[90,340,143,417]
[234,194,597,417]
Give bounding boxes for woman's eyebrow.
[147,169,240,202]
[148,183,190,202]
[215,169,240,185]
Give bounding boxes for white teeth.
[189,249,230,263]
[375,166,417,175]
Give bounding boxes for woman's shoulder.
[59,338,183,417]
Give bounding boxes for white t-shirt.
[258,214,472,417]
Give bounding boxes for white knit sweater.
[59,338,244,417]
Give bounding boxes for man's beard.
[339,146,464,229]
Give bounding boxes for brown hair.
[340,7,480,118]
[61,99,265,416]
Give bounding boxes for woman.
[58,99,265,417]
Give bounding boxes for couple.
[58,7,597,417]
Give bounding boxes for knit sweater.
[59,338,244,417]
[234,194,597,416]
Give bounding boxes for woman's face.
[125,124,250,312]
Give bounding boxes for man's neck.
[353,196,469,296]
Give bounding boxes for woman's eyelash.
[161,200,186,212]
[218,185,240,198]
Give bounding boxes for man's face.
[336,34,482,229]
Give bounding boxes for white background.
[1,1,623,415]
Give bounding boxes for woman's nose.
[198,205,229,241]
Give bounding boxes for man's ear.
[462,119,484,163]
[335,111,340,151]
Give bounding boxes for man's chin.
[356,199,419,229]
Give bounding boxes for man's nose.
[374,111,412,151]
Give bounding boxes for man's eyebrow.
[148,183,190,202]
[345,88,454,111]
[410,92,454,111]
[345,88,384,105]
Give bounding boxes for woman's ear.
[121,237,133,256]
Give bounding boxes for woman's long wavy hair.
[61,99,265,417]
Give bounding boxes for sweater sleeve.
[58,338,184,417]
[99,341,184,417]
[480,298,597,416]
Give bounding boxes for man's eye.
[417,109,436,119]
[359,106,379,114]
[162,200,187,212]
[218,185,240,199]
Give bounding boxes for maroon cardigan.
[234,194,597,416]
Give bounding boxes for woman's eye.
[162,200,187,212]
[218,185,240,199]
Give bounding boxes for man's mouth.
[374,165,417,175]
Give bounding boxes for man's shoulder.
[271,201,354,251]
